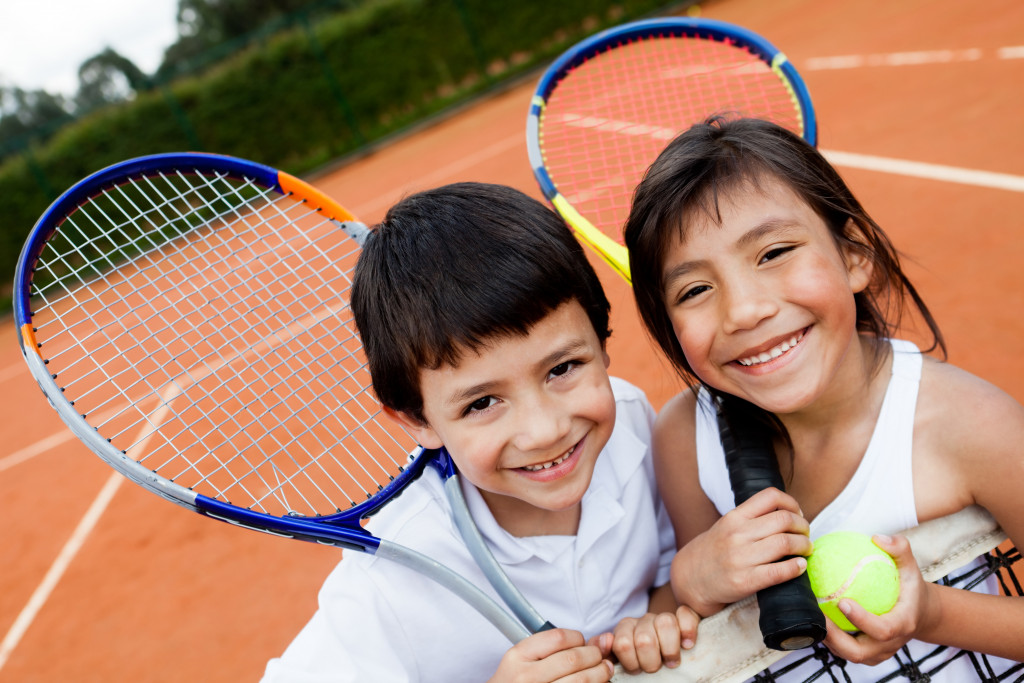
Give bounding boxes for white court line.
[0,298,346,673]
[0,472,123,672]
[353,132,523,216]
[0,431,75,473]
[803,46,1024,70]
[823,150,1024,193]
[550,109,1024,194]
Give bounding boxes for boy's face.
[394,301,615,536]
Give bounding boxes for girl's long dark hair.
[624,117,944,456]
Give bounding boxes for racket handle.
[718,404,827,651]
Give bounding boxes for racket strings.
[749,549,1023,682]
[124,201,397,512]
[538,32,804,245]
[29,167,414,518]
[48,176,296,420]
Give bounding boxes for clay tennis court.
[2,0,1023,679]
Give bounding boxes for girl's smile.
[733,327,808,369]
[662,176,873,416]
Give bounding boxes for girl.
[623,117,1023,679]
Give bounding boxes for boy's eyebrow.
[536,338,590,369]
[445,381,500,409]
[661,218,797,289]
[443,338,591,408]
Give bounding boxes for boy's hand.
[672,487,811,615]
[488,628,613,683]
[821,534,932,665]
[605,605,700,674]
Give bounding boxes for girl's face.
[660,176,873,415]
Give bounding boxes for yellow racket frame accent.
[550,195,631,283]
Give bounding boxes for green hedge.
[1,0,676,305]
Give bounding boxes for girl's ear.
[381,406,444,449]
[841,220,874,294]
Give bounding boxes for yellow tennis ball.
[806,531,900,632]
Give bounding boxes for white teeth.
[738,331,804,367]
[522,448,573,472]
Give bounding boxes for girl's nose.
[720,276,778,334]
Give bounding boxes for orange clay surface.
[2,0,1023,680]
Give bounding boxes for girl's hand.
[821,534,934,665]
[671,487,812,615]
[605,605,700,674]
[488,628,613,683]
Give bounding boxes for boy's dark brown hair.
[352,182,611,423]
[624,116,944,391]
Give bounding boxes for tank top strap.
[809,339,922,536]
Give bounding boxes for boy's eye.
[549,360,580,379]
[465,396,497,415]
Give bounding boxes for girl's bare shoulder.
[917,357,1024,519]
[918,358,1024,444]
[652,388,700,470]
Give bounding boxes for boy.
[262,183,696,682]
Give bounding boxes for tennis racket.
[528,17,823,652]
[526,16,816,283]
[717,400,826,651]
[13,152,551,643]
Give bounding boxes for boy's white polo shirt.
[262,377,674,683]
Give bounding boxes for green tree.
[0,87,72,157]
[75,48,150,112]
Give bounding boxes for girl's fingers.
[675,605,700,650]
[587,632,614,658]
[611,619,642,673]
[653,612,683,670]
[747,554,810,593]
[733,487,803,518]
[614,613,683,674]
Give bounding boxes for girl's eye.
[465,396,497,415]
[679,284,710,303]
[760,245,795,264]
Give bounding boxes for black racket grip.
[719,408,826,651]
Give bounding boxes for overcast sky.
[0,0,180,96]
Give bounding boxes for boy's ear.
[381,406,444,449]
[841,220,874,294]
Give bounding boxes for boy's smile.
[660,176,873,416]
[394,301,616,536]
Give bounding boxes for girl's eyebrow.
[661,218,799,289]
[661,259,704,290]
[736,218,798,249]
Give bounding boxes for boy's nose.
[512,397,570,453]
